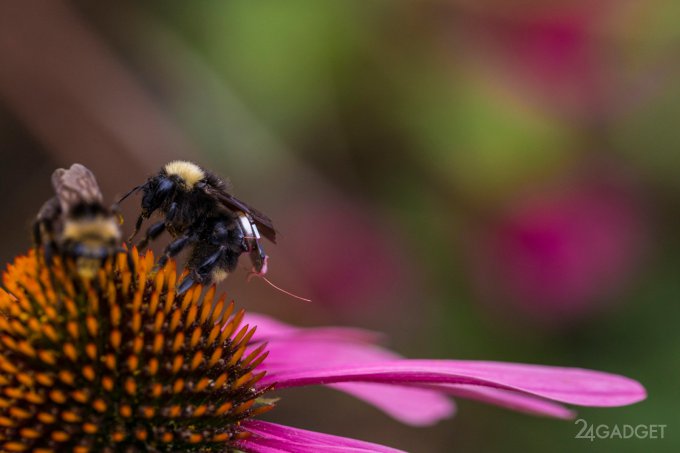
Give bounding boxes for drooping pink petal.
[260,360,646,409]
[238,420,405,453]
[330,382,456,426]
[260,338,455,426]
[246,313,383,344]
[437,384,574,419]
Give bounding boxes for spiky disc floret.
[0,249,273,452]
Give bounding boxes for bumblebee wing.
[205,187,277,243]
[36,196,61,222]
[52,164,104,212]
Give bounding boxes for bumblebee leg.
[177,275,195,295]
[158,233,194,268]
[195,246,227,275]
[191,246,235,286]
[249,241,268,275]
[32,221,42,247]
[128,213,147,243]
[137,220,166,251]
[33,221,47,271]
[166,201,178,222]
[44,241,55,266]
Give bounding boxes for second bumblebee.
[34,163,122,278]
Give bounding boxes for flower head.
[0,248,646,452]
[0,249,272,451]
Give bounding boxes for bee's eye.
[158,178,175,194]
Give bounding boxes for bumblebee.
[34,164,123,279]
[120,160,276,293]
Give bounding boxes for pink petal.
[330,382,456,426]
[261,338,400,369]
[246,313,383,344]
[260,339,455,426]
[438,384,574,419]
[238,420,405,453]
[261,360,646,408]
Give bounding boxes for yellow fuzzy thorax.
[164,161,205,189]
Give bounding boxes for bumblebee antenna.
[244,266,312,303]
[117,184,143,204]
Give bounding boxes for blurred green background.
[0,1,677,451]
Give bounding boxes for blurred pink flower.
[457,3,619,117]
[285,199,409,313]
[468,171,648,326]
[235,313,646,451]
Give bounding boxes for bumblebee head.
[163,161,205,190]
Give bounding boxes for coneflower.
[0,249,646,452]
[0,248,272,452]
